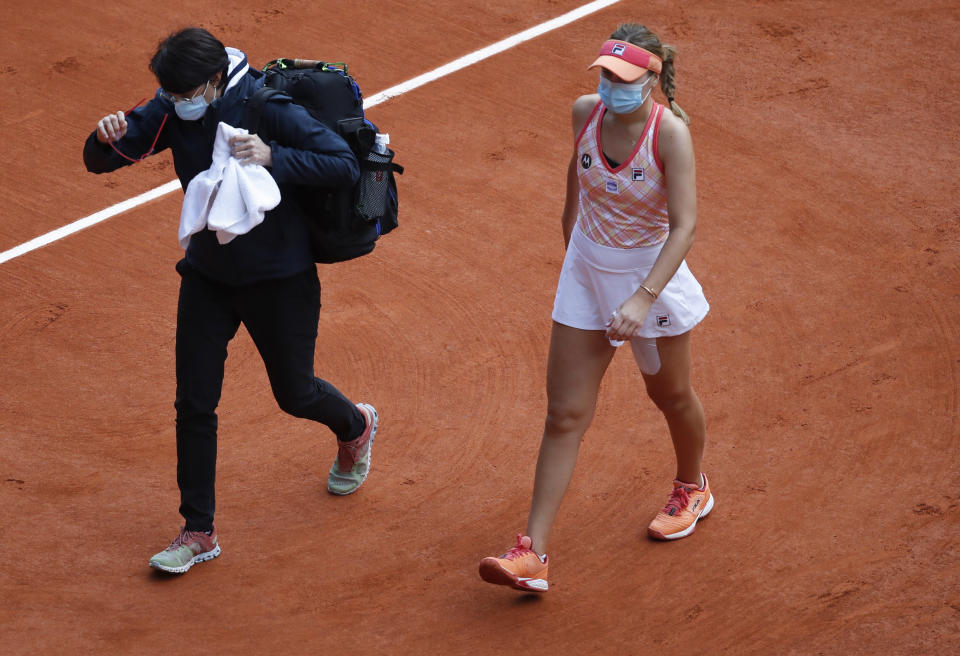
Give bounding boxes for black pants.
[174,261,365,531]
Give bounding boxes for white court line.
[0,0,621,266]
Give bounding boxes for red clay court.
[1,0,958,653]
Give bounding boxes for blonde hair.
[611,23,690,125]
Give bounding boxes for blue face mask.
[173,81,212,121]
[597,76,655,114]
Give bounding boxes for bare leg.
[525,322,616,554]
[640,331,706,485]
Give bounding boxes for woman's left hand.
[230,133,272,167]
[606,292,653,341]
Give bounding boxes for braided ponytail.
[658,44,690,125]
[610,23,691,124]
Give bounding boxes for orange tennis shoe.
[479,535,549,592]
[647,473,715,540]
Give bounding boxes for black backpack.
[244,59,403,263]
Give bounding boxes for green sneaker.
[327,403,378,495]
[149,526,221,574]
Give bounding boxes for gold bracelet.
[639,284,658,300]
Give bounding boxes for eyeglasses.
[158,81,209,104]
[107,98,169,164]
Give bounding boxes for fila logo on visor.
[612,43,626,55]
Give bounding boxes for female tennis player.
[479,23,713,592]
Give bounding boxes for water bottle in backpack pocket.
[355,133,401,235]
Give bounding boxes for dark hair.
[611,23,690,124]
[149,27,229,94]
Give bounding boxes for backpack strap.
[244,86,284,135]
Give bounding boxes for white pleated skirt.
[552,226,709,338]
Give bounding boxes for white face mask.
[174,81,213,121]
[597,75,656,114]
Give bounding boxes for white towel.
[178,121,281,248]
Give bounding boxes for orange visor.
[588,40,662,82]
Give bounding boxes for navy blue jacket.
[83,54,360,285]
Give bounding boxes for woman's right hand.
[606,292,654,341]
[96,111,128,144]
